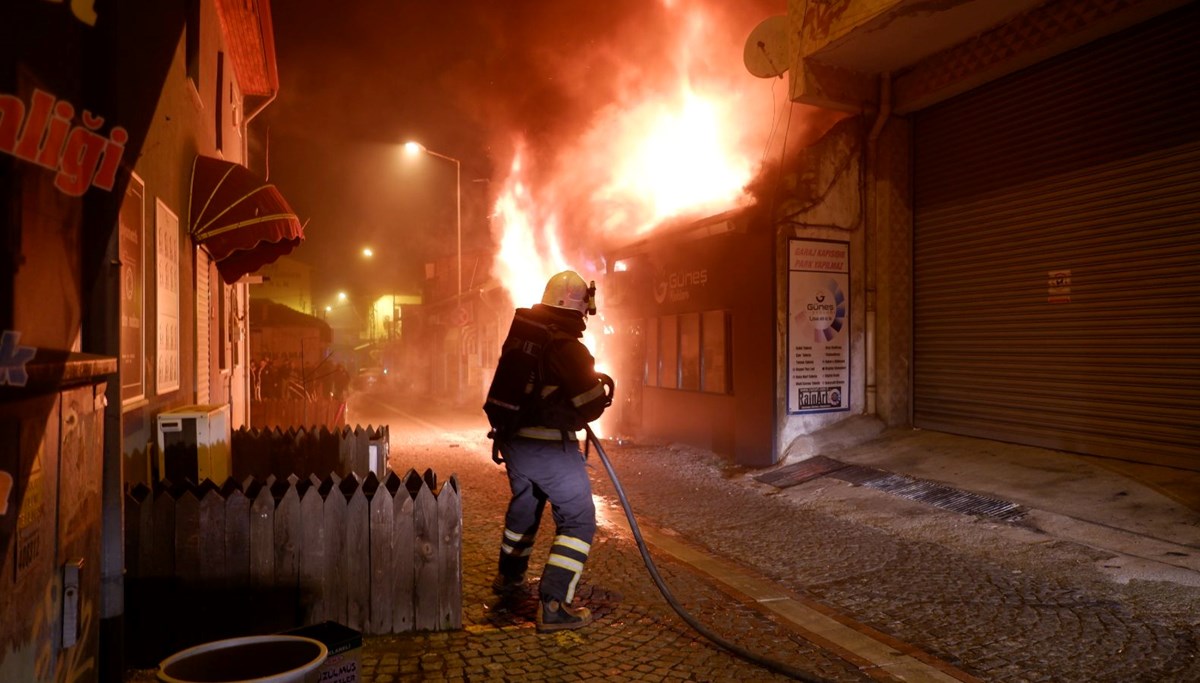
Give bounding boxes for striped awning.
[189,155,304,284]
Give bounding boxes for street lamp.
[403,141,461,299]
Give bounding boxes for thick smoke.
[462,1,794,267]
[264,1,796,299]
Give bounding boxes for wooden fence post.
[437,475,462,630]
[248,481,274,587]
[335,426,348,475]
[366,473,392,636]
[274,477,302,627]
[124,484,152,664]
[411,470,439,631]
[224,485,250,588]
[355,426,370,475]
[345,476,370,633]
[300,479,326,625]
[126,484,151,579]
[149,483,175,579]
[391,471,414,633]
[198,487,226,582]
[175,490,201,584]
[324,476,348,628]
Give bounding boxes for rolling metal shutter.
[913,5,1199,469]
[196,249,211,404]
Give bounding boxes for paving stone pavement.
[593,442,1200,683]
[354,401,1199,683]
[359,430,862,682]
[124,395,1200,682]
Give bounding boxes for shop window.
[679,313,700,391]
[644,310,731,395]
[701,310,729,393]
[644,318,658,386]
[660,315,678,389]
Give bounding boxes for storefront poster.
[788,239,850,414]
[156,199,180,394]
[120,174,145,405]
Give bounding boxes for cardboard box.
[283,621,363,683]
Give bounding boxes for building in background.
[255,254,315,315]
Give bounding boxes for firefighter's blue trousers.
[497,436,596,604]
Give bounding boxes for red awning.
[189,155,304,284]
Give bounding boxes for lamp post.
[403,141,461,299]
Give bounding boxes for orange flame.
[491,150,572,308]
[489,2,779,435]
[491,3,771,292]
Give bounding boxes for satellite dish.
[743,15,790,79]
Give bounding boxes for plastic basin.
[157,635,328,683]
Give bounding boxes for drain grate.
[754,455,849,488]
[830,465,1026,522]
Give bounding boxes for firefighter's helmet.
[541,270,595,315]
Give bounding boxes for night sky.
[257,1,787,307]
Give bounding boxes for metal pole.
[418,147,462,299]
[413,144,464,406]
[455,156,461,298]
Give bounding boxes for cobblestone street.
[346,395,1200,682]
[119,390,1200,682]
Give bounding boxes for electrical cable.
[584,425,833,683]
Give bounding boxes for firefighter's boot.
[491,572,526,595]
[537,598,592,632]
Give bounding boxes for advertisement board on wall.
[787,239,850,414]
[120,174,145,405]
[156,199,180,394]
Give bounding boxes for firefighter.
[491,270,611,632]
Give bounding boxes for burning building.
[470,0,1197,470]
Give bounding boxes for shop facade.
[605,209,777,466]
[610,0,1197,470]
[783,0,1198,469]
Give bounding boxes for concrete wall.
[774,117,871,453]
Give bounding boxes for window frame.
[644,309,731,395]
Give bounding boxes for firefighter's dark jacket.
[513,304,608,441]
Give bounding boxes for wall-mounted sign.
[787,239,850,414]
[0,88,127,196]
[1048,269,1071,304]
[156,200,180,394]
[654,267,710,305]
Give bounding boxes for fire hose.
[584,423,831,683]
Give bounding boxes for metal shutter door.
[196,249,211,404]
[913,6,1200,469]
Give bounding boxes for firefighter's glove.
[487,429,505,464]
[598,373,616,408]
